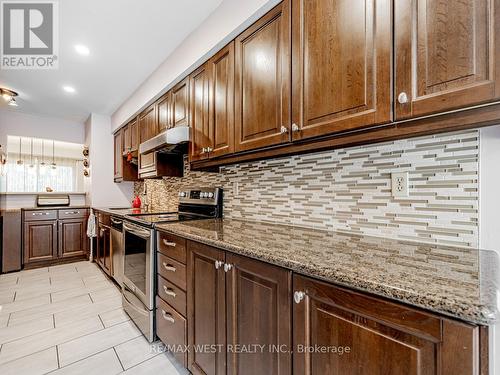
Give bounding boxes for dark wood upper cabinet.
[123,118,139,154]
[172,77,190,128]
[208,42,235,158]
[113,130,123,182]
[293,275,482,375]
[395,0,500,119]
[226,253,292,375]
[234,1,291,152]
[58,218,87,258]
[291,0,392,140]
[139,104,158,143]
[187,241,226,375]
[190,63,211,162]
[158,91,173,132]
[123,124,131,154]
[23,220,57,264]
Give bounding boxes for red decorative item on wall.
[132,195,141,208]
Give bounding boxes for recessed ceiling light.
[63,85,76,94]
[74,44,90,56]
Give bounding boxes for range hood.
[139,126,190,155]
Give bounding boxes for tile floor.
[0,261,187,375]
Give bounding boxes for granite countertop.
[156,218,499,325]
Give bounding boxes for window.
[1,136,84,193]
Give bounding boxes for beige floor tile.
[0,314,53,344]
[0,277,18,290]
[8,294,92,326]
[0,290,15,304]
[0,347,58,375]
[90,285,122,302]
[50,348,123,375]
[0,316,103,364]
[58,320,141,367]
[50,281,112,303]
[115,336,159,370]
[17,273,51,287]
[54,296,122,327]
[0,313,9,328]
[0,294,51,316]
[99,307,130,328]
[122,353,187,375]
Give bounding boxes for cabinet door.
[395,0,500,119]
[23,220,57,264]
[293,275,480,375]
[187,241,226,375]
[172,77,189,128]
[139,104,158,143]
[130,118,139,152]
[208,42,235,158]
[58,218,87,258]
[234,1,291,152]
[189,63,211,162]
[226,253,292,375]
[157,91,173,132]
[291,0,391,140]
[113,130,123,181]
[123,124,131,154]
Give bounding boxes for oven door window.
[124,229,149,296]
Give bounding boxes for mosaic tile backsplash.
[135,130,479,247]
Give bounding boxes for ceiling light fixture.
[74,44,90,56]
[8,97,18,107]
[63,85,76,94]
[0,87,19,102]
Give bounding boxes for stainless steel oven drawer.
[122,285,153,342]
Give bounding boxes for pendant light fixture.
[16,137,23,166]
[40,139,46,175]
[0,144,6,176]
[51,140,57,170]
[29,138,35,168]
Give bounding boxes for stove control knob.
[208,192,214,198]
[203,192,208,198]
[179,192,187,198]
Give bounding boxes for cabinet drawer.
[24,210,57,221]
[157,274,186,317]
[58,208,88,219]
[157,253,186,290]
[156,296,186,366]
[157,231,186,264]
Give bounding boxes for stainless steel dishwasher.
[110,216,124,287]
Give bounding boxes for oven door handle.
[123,223,151,239]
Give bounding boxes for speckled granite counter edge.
[157,223,497,325]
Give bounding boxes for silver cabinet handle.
[64,211,80,215]
[32,212,49,216]
[162,239,176,247]
[161,310,175,323]
[162,262,176,272]
[223,263,233,272]
[294,291,305,304]
[201,147,207,154]
[397,92,409,104]
[215,260,223,270]
[280,126,288,134]
[207,147,212,152]
[163,286,177,298]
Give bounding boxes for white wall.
[111,0,280,130]
[0,108,85,148]
[85,113,133,207]
[479,125,500,375]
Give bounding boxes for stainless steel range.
[121,187,222,342]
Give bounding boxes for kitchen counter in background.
[0,192,87,210]
[156,218,499,325]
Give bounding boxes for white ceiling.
[0,0,222,123]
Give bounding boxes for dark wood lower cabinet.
[188,241,226,375]
[23,220,58,264]
[293,274,483,375]
[58,218,88,258]
[178,238,489,375]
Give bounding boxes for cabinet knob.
[291,123,300,133]
[207,147,213,153]
[280,126,288,134]
[294,291,305,304]
[215,260,223,270]
[201,147,206,154]
[397,92,409,104]
[223,263,233,272]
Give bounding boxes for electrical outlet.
[391,172,409,197]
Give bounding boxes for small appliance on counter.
[121,187,222,342]
[36,194,70,207]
